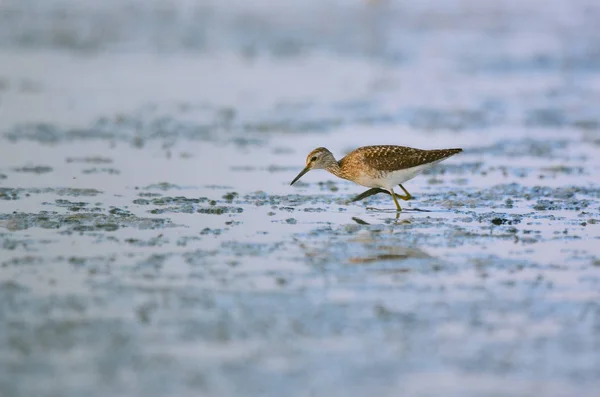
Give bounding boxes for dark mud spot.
[243,192,346,208]
[1,234,49,251]
[53,199,89,207]
[541,166,585,176]
[0,281,28,296]
[1,187,103,200]
[199,228,223,236]
[82,168,121,175]
[134,253,169,271]
[0,188,19,200]
[2,256,44,267]
[427,177,444,185]
[176,235,202,247]
[133,196,210,214]
[4,123,99,144]
[474,212,523,226]
[532,198,592,211]
[197,206,243,215]
[303,207,328,213]
[222,192,238,201]
[151,207,195,214]
[66,157,113,164]
[55,188,102,197]
[134,197,208,206]
[351,217,370,225]
[108,207,133,217]
[221,241,283,256]
[13,165,53,174]
[138,192,162,198]
[349,247,431,265]
[0,211,174,232]
[125,234,168,247]
[47,199,93,212]
[143,182,185,191]
[317,181,339,192]
[490,217,519,226]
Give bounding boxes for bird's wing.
[357,146,462,172]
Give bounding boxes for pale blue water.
[1,1,600,397]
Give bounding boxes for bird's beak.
[290,166,310,185]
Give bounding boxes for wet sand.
[1,1,600,396]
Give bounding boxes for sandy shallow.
[1,1,600,397]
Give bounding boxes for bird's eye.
[310,156,317,162]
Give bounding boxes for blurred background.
[1,1,600,397]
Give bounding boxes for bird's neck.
[326,161,344,179]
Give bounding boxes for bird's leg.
[389,188,402,211]
[348,188,387,203]
[349,188,409,204]
[395,184,413,201]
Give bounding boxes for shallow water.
[1,1,600,397]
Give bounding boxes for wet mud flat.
[2,1,600,397]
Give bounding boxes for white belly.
[353,161,442,189]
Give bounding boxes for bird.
[290,145,463,211]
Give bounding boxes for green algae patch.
[142,182,184,191]
[82,168,121,175]
[13,165,53,174]
[222,192,239,201]
[0,188,20,200]
[197,206,243,215]
[0,211,174,232]
[133,196,211,214]
[66,156,113,164]
[135,196,208,206]
[0,187,103,200]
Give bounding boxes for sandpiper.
[290,145,462,211]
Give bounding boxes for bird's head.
[290,147,336,185]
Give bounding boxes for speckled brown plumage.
[290,144,463,211]
[337,145,462,180]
